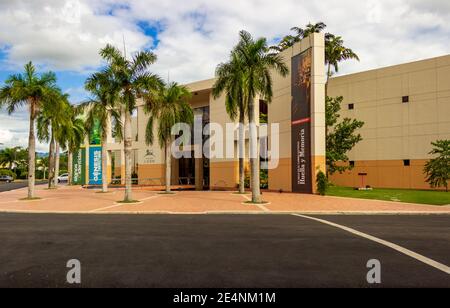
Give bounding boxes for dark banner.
[291,49,312,194]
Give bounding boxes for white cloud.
[1,0,450,146]
[0,128,13,144]
[0,112,48,152]
[1,0,449,79]
[0,0,152,71]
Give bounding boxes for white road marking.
[292,214,450,275]
[89,195,161,212]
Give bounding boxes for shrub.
[0,169,17,179]
[316,170,328,196]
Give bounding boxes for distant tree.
[326,96,364,175]
[424,140,450,192]
[37,156,49,180]
[0,147,22,169]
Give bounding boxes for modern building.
[73,33,450,192]
[328,54,450,190]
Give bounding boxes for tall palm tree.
[213,52,247,194]
[325,35,359,93]
[65,109,85,186]
[234,30,289,203]
[99,44,163,202]
[37,89,71,188]
[144,82,193,193]
[0,62,58,198]
[82,70,122,193]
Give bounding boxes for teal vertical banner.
[89,146,102,185]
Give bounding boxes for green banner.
[72,148,86,185]
[90,119,102,145]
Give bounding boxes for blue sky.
[0,0,449,151]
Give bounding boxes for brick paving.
[0,185,449,214]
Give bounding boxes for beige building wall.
[328,54,450,189]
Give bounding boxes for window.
[402,96,409,103]
[348,103,354,110]
[349,161,355,167]
[403,160,410,166]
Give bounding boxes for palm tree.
[37,89,71,188]
[0,147,22,169]
[63,104,86,186]
[144,82,193,193]
[99,44,163,202]
[269,35,299,52]
[37,156,49,180]
[0,62,58,199]
[301,22,327,38]
[272,22,327,52]
[213,52,247,194]
[325,35,359,93]
[82,70,122,193]
[234,30,289,203]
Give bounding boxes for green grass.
[327,186,450,206]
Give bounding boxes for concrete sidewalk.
[0,185,449,214]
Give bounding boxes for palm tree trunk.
[248,97,261,203]
[325,63,331,97]
[27,104,36,199]
[68,150,73,185]
[54,142,60,187]
[165,140,171,193]
[123,110,133,201]
[238,111,245,194]
[101,136,108,193]
[48,134,55,189]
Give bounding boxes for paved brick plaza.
[0,185,449,214]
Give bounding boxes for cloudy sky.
[0,0,449,151]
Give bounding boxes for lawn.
[327,186,450,206]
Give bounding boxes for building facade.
[73,36,450,192]
[328,54,450,190]
[75,33,327,193]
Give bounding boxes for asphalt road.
[0,180,47,192]
[0,213,448,288]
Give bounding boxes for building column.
[120,149,126,185]
[195,157,203,190]
[310,33,327,194]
